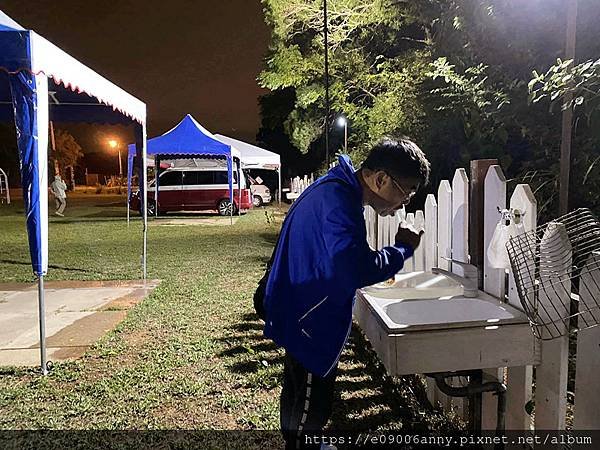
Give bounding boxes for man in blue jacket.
[263,137,431,449]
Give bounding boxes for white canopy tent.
[214,134,282,204]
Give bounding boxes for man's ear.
[374,171,387,190]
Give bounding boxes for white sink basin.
[354,288,540,376]
[362,271,463,300]
[384,296,523,331]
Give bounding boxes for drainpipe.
[426,370,506,448]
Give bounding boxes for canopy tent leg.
[37,275,48,375]
[237,159,241,217]
[134,122,148,280]
[277,167,282,206]
[126,155,130,226]
[154,156,159,218]
[142,124,148,279]
[9,70,50,376]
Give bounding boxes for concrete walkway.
[0,280,158,367]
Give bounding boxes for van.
[130,166,253,215]
[247,174,272,207]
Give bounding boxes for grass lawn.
[0,194,459,439]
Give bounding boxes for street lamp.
[337,116,348,153]
[108,139,123,178]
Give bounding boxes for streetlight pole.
[337,116,348,153]
[109,139,123,179]
[559,0,578,215]
[118,147,123,178]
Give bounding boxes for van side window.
[159,171,182,186]
[214,171,238,185]
[195,172,213,185]
[182,172,198,185]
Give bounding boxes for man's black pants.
[281,351,338,450]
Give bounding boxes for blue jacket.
[263,155,413,377]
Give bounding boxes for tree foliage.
[53,129,83,175]
[259,0,600,216]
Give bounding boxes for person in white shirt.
[50,174,67,216]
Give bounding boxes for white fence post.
[424,194,438,272]
[452,169,469,274]
[364,206,378,250]
[414,210,425,272]
[437,180,452,272]
[534,223,571,430]
[573,252,600,430]
[506,184,537,430]
[404,213,415,272]
[450,169,469,418]
[480,165,508,429]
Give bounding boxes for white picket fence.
[286,174,314,201]
[363,164,600,431]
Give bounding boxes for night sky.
[2,0,270,143]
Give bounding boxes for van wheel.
[218,199,237,216]
[253,195,263,207]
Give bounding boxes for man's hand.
[395,224,423,251]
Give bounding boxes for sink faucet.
[431,258,479,298]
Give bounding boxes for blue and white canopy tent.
[214,134,282,204]
[126,114,241,223]
[0,10,148,374]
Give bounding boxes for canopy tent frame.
[127,115,241,223]
[0,10,148,375]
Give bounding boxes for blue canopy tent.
[0,10,148,375]
[127,114,242,223]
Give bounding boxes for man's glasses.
[386,173,417,201]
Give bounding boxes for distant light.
[108,139,118,148]
[337,116,347,127]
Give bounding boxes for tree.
[259,0,600,216]
[52,129,83,177]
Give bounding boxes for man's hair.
[361,136,430,186]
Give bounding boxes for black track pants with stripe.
[280,351,338,450]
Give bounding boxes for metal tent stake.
[37,274,48,375]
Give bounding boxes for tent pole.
[126,155,130,226]
[154,156,159,218]
[238,159,241,217]
[278,167,282,206]
[142,124,148,280]
[37,275,48,375]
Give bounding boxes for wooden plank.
[469,164,506,430]
[452,169,469,277]
[451,169,469,417]
[405,213,415,272]
[424,197,439,405]
[505,184,537,430]
[414,210,425,272]
[535,222,571,430]
[483,166,507,299]
[470,159,499,287]
[573,252,600,430]
[424,194,438,272]
[391,323,538,376]
[364,206,377,250]
[377,214,387,249]
[436,180,453,411]
[437,180,452,271]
